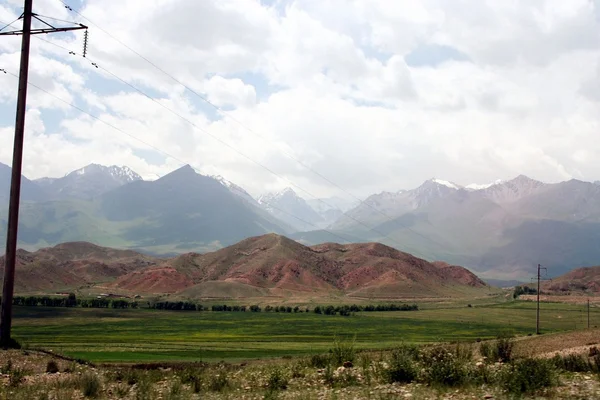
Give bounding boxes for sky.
[1,0,600,200]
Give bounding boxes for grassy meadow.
[11,299,600,364]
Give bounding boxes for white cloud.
[0,0,599,204]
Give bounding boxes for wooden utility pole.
[588,298,590,329]
[536,263,546,335]
[0,0,87,348]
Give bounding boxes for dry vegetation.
[1,332,600,399]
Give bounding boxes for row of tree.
[513,285,537,299]
[313,303,419,316]
[6,295,139,309]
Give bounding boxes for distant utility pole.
[536,263,547,335]
[0,0,86,348]
[588,298,590,329]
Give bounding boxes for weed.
[502,358,556,394]
[309,353,330,368]
[267,366,288,390]
[551,354,597,373]
[422,346,468,387]
[0,359,12,374]
[9,367,28,387]
[135,378,156,400]
[179,368,203,392]
[291,360,305,378]
[329,335,356,366]
[46,360,60,374]
[80,372,102,398]
[495,336,514,363]
[208,372,229,392]
[385,346,418,383]
[115,383,130,397]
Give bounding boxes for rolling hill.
[4,234,488,299]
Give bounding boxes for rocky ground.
[1,330,600,399]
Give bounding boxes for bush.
[208,373,229,392]
[551,353,597,372]
[329,336,356,366]
[80,372,102,398]
[480,337,514,363]
[385,346,418,383]
[46,360,60,374]
[267,367,288,391]
[309,353,330,368]
[422,346,469,387]
[502,358,556,394]
[495,336,514,363]
[179,368,203,393]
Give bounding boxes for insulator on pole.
[83,29,88,57]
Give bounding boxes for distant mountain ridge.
[2,160,600,279]
[34,164,142,200]
[1,234,488,299]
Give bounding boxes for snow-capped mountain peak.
[465,179,505,191]
[429,178,462,190]
[69,164,142,183]
[211,174,258,205]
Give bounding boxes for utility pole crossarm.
[0,12,87,36]
[0,25,87,36]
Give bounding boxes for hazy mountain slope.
[36,164,142,200]
[99,165,292,250]
[0,162,46,202]
[258,188,325,231]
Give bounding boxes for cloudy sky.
[1,0,600,200]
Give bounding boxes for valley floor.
[8,298,599,363]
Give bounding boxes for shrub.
[502,358,556,394]
[135,378,156,400]
[179,368,203,392]
[9,366,27,387]
[46,360,60,374]
[479,341,493,360]
[551,353,596,372]
[208,373,229,392]
[422,346,468,387]
[385,346,418,383]
[267,367,288,391]
[309,353,330,368]
[115,383,130,397]
[329,335,356,366]
[495,336,514,363]
[80,372,101,398]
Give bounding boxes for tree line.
[3,295,419,315]
[4,295,139,309]
[313,303,418,316]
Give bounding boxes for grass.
[11,300,600,363]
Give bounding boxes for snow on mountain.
[258,187,325,231]
[479,175,546,204]
[465,179,505,191]
[70,164,142,183]
[37,164,142,200]
[431,178,462,190]
[211,174,259,206]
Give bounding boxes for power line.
[55,0,446,255]
[19,37,434,259]
[0,67,357,246]
[0,17,20,32]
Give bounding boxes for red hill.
[3,234,487,298]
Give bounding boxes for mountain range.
[1,162,600,280]
[0,234,488,299]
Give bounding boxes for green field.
[12,301,600,363]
